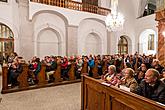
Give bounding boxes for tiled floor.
[0,76,81,110]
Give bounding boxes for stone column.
[157,21,165,67]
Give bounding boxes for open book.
[119,85,130,92]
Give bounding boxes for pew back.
[81,75,165,110]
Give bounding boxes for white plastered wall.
[78,18,107,55]
[32,12,67,57]
[0,0,159,59]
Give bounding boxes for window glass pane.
[148,34,154,50]
[0,23,14,59]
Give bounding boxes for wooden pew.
[102,60,108,75]
[81,60,88,74]
[92,60,99,78]
[81,75,165,110]
[37,64,47,85]
[2,65,8,92]
[53,62,62,82]
[68,62,76,80]
[17,64,29,88]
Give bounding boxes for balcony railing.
[30,0,110,16]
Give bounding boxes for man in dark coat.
[135,68,165,104]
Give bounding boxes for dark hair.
[161,69,165,74]
[125,62,132,68]
[35,58,40,63]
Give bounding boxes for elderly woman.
[102,65,121,86]
[119,68,138,92]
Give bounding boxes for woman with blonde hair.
[119,68,138,92]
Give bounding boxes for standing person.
[135,69,165,104]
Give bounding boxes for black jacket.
[135,79,165,104]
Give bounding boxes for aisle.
[0,77,81,110]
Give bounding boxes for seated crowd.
[3,52,165,104]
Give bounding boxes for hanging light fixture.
[105,0,125,31]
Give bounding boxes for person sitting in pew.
[45,56,57,82]
[102,65,121,86]
[135,68,165,104]
[33,58,41,84]
[75,56,83,79]
[88,55,95,77]
[119,68,138,92]
[8,57,23,87]
[134,63,149,84]
[61,57,69,80]
[160,69,165,83]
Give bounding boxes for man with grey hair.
[135,68,165,104]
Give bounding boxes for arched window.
[118,36,128,54]
[0,23,14,59]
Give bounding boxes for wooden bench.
[68,62,76,80]
[92,60,99,78]
[81,61,88,74]
[81,75,165,110]
[17,64,29,88]
[53,62,62,82]
[37,64,47,85]
[2,65,8,91]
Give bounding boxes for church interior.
[0,0,165,110]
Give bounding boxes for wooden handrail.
[30,0,110,16]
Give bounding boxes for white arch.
[78,29,105,55]
[0,17,20,54]
[139,29,157,55]
[33,23,66,56]
[84,32,102,55]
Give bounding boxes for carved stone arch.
[78,29,104,55]
[78,18,107,55]
[31,10,68,25]
[84,32,102,55]
[33,23,65,57]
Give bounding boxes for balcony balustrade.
[30,0,110,16]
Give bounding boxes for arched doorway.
[118,36,128,54]
[0,23,14,59]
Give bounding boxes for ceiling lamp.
[105,0,125,31]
